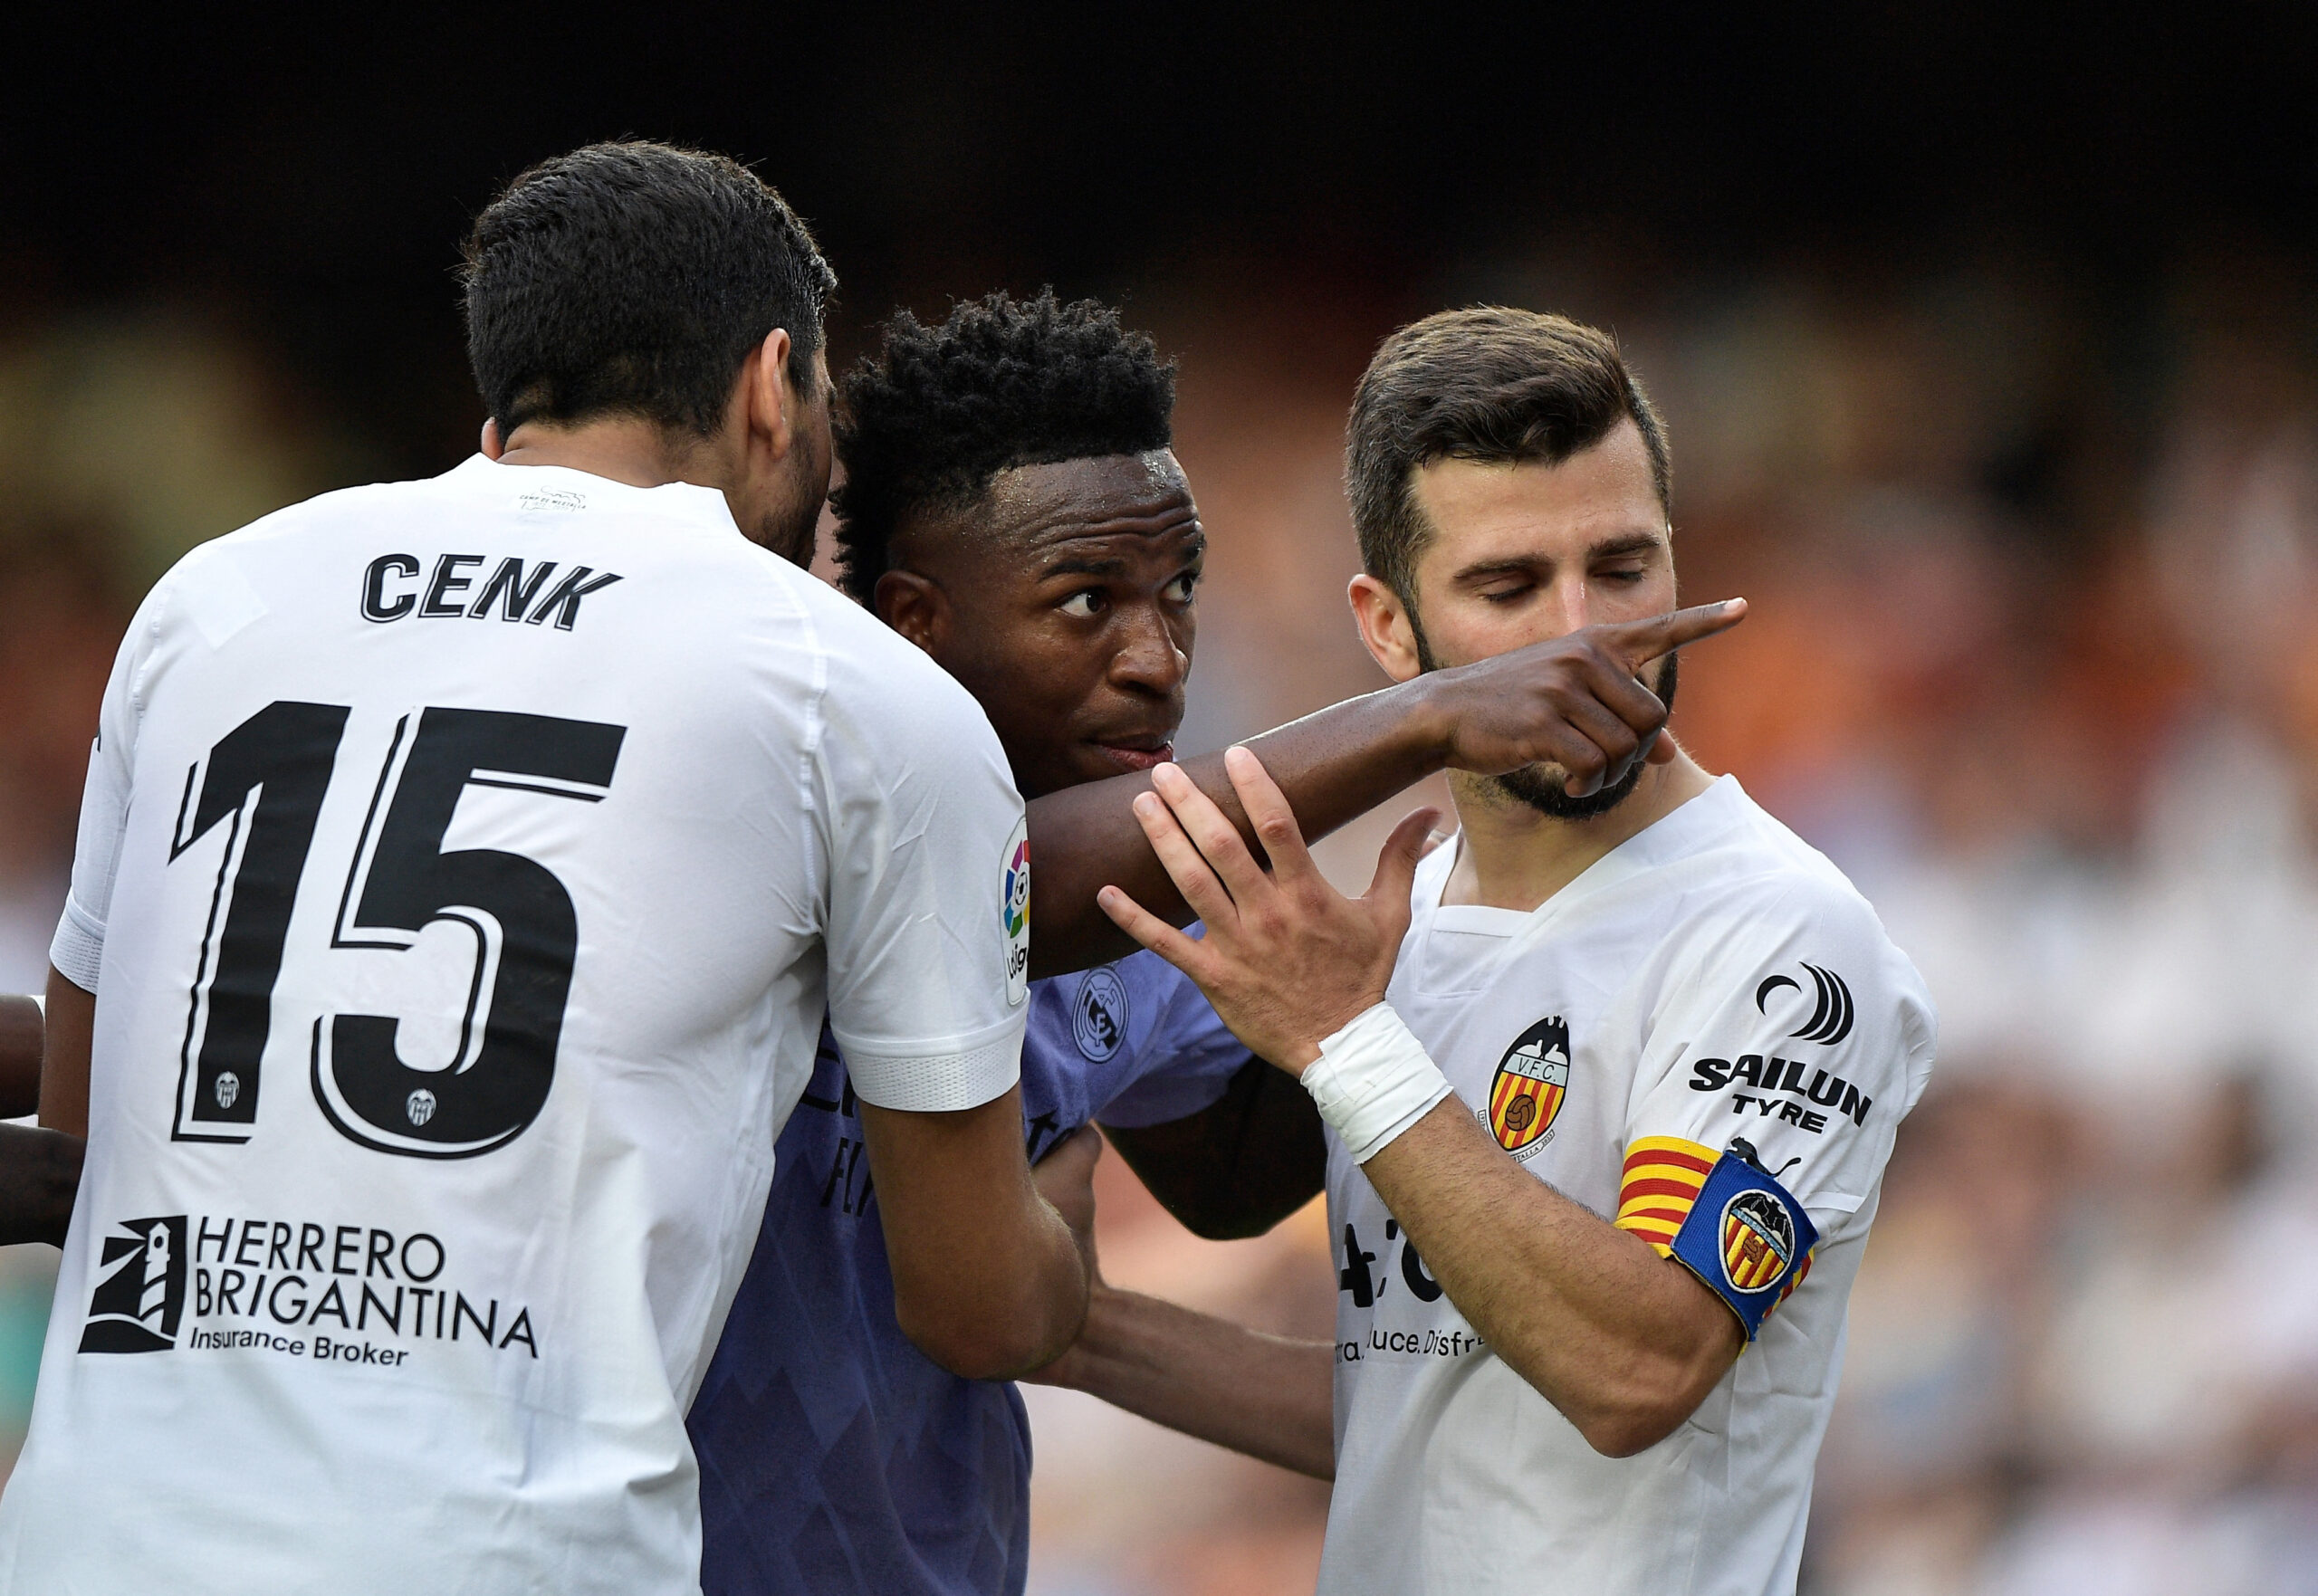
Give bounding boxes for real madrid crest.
[1485,1016,1570,1159]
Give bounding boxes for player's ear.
[480,418,504,460]
[1349,574,1423,683]
[743,328,799,458]
[876,569,950,658]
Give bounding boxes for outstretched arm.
[1039,1284,1337,1479]
[1101,751,1740,1457]
[1027,600,1743,977]
[1025,1130,1336,1479]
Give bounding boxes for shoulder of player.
[804,587,994,730]
[1649,856,1924,1008]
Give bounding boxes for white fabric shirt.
[1319,777,1935,1596]
[0,456,1031,1596]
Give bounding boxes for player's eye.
[1163,570,1201,604]
[1596,565,1648,586]
[1058,589,1106,618]
[1479,581,1533,605]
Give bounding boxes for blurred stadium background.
[7,9,2318,1592]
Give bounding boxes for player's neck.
[488,416,727,493]
[1441,748,1715,913]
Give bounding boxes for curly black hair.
[831,289,1176,603]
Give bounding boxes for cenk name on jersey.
[360,551,624,631]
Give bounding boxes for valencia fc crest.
[1719,1189,1797,1294]
[1487,1017,1571,1156]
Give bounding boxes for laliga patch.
[1001,816,1030,1008]
[1668,1142,1818,1339]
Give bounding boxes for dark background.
[11,6,2315,471]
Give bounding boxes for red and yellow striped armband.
[1617,1133,1818,1332]
[1614,1135,1717,1256]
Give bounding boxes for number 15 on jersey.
[168,700,625,1160]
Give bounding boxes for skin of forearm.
[0,1125,83,1247]
[39,969,91,1138]
[1051,1284,1336,1479]
[858,1094,1089,1381]
[0,995,41,1119]
[1362,1100,1741,1458]
[1027,682,1447,978]
[1101,1058,1327,1240]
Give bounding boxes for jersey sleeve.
[1090,945,1255,1130]
[812,636,1030,1113]
[49,588,161,993]
[1614,881,1935,1266]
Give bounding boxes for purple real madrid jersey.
[688,948,1252,1596]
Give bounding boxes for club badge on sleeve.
[1668,1138,1818,1339]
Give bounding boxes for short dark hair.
[1345,307,1671,603]
[830,289,1176,604]
[462,140,837,437]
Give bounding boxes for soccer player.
[0,143,1087,1593]
[1094,309,1938,1595]
[0,993,77,1247]
[689,291,1748,1595]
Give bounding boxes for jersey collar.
[1420,773,1754,940]
[441,454,745,540]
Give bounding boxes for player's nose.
[1539,578,1596,640]
[1108,606,1190,695]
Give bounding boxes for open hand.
[1429,597,1745,797]
[1098,747,1438,1075]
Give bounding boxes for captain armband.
[1617,1135,1817,1340]
[1299,1003,1454,1164]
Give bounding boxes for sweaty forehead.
[982,452,1196,551]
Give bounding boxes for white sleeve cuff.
[49,897,104,994]
[1300,1002,1454,1163]
[838,1024,1025,1113]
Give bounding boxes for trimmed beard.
[1412,618,1679,821]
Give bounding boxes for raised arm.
[1028,600,1742,976]
[1100,750,1742,1457]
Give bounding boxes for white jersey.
[0,456,1032,1595]
[1319,777,1935,1596]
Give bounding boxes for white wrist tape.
[27,994,41,1021]
[1299,1002,1454,1164]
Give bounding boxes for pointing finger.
[1599,597,1747,672]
